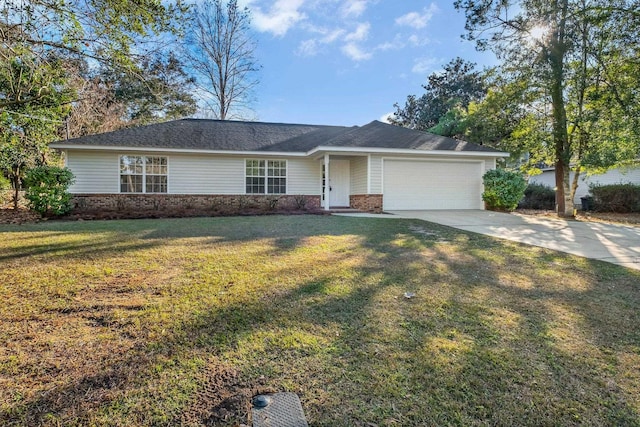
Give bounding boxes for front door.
[329,159,350,207]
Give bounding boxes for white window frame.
[119,155,168,194]
[245,159,287,195]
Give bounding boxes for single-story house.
[529,166,640,206]
[50,119,509,214]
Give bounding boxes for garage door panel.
[383,160,483,210]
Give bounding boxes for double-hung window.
[245,159,287,194]
[120,155,168,193]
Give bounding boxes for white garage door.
[383,159,483,210]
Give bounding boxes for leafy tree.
[482,169,527,211]
[454,0,640,217]
[462,72,555,169]
[0,0,187,110]
[108,52,197,124]
[63,54,197,138]
[64,70,128,138]
[183,0,260,120]
[24,165,75,216]
[2,0,187,205]
[0,47,73,208]
[391,58,486,134]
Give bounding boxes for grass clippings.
[1,215,639,426]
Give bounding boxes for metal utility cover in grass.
[252,393,308,427]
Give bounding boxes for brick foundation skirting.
[349,194,383,213]
[71,194,321,216]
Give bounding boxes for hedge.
[589,183,640,213]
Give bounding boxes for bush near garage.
[519,183,556,210]
[482,168,527,211]
[590,183,640,213]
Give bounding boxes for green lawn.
[1,215,639,426]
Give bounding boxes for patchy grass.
[1,215,639,426]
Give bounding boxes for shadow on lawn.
[2,215,640,426]
[0,216,373,262]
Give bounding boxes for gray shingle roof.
[261,120,500,152]
[54,118,502,153]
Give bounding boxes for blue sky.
[237,0,498,126]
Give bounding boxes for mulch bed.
[516,209,640,226]
[0,208,329,225]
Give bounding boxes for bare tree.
[184,0,260,120]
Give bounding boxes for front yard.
[1,215,639,426]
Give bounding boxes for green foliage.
[106,52,197,124]
[391,57,486,134]
[0,174,10,205]
[0,47,73,207]
[454,0,640,216]
[24,166,75,216]
[428,107,468,138]
[589,183,640,213]
[1,0,187,110]
[519,183,556,210]
[482,169,527,211]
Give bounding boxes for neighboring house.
[50,119,508,214]
[529,166,640,205]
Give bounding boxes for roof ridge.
[179,117,351,128]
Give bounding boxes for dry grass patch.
[1,215,639,426]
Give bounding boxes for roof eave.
[49,144,309,157]
[308,146,510,158]
[49,143,510,158]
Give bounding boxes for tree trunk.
[550,0,574,217]
[11,167,20,210]
[570,166,582,207]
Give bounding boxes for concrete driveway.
[387,210,640,271]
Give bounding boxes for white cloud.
[323,28,346,43]
[341,0,368,18]
[246,1,377,62]
[296,26,347,56]
[376,34,405,51]
[342,43,372,61]
[341,22,371,61]
[395,3,439,29]
[412,57,439,74]
[379,112,396,123]
[408,34,430,46]
[344,22,370,42]
[251,0,307,37]
[296,39,319,56]
[305,25,346,43]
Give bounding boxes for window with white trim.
[245,159,287,194]
[120,155,167,193]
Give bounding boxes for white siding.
[169,155,244,194]
[288,158,321,195]
[484,158,495,173]
[67,150,119,193]
[529,166,640,204]
[350,156,368,194]
[529,171,556,189]
[369,155,383,194]
[65,151,322,195]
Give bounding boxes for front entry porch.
[320,154,382,213]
